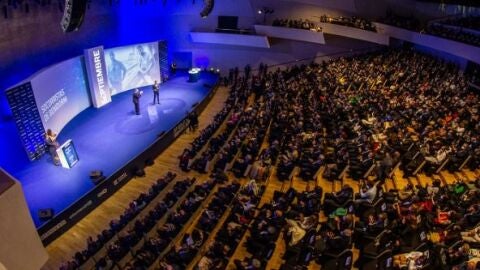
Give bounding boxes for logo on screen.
[92,50,109,105]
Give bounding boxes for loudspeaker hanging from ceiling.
[60,0,88,32]
[199,0,214,18]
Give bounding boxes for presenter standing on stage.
[171,62,177,76]
[45,129,60,166]
[153,80,160,105]
[133,88,143,115]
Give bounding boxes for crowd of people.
[178,72,252,173]
[58,46,480,269]
[233,49,479,269]
[272,18,322,32]
[159,182,241,269]
[320,15,377,32]
[195,180,265,270]
[181,48,480,269]
[59,172,177,270]
[125,177,218,269]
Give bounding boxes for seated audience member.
[461,226,480,244]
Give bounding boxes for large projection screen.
[105,42,161,96]
[30,57,91,134]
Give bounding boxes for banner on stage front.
[84,46,111,108]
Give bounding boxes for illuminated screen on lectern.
[105,42,162,96]
[30,57,91,134]
[62,140,79,168]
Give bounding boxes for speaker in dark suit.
[132,89,143,115]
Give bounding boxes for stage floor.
[0,71,217,227]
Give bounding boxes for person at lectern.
[45,129,60,166]
[153,80,160,105]
[133,88,143,115]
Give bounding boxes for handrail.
[427,13,464,24]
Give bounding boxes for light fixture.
[260,7,274,15]
[259,7,274,24]
[60,0,88,32]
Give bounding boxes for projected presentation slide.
[105,42,161,95]
[30,57,91,134]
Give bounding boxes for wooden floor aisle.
[43,84,480,270]
[43,86,231,270]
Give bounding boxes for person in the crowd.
[152,80,160,105]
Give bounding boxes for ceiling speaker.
[61,0,87,32]
[200,0,214,18]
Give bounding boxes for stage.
[0,71,219,243]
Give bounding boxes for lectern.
[56,139,79,169]
[188,68,201,82]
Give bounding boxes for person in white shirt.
[355,180,379,204]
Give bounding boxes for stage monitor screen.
[218,16,238,29]
[105,42,162,95]
[30,56,91,135]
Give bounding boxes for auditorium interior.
[2,0,480,269]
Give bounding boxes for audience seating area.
[58,47,480,270]
[320,15,376,32]
[272,18,322,32]
[59,172,178,269]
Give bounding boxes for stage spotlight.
[199,0,213,18]
[259,6,274,23]
[260,7,274,14]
